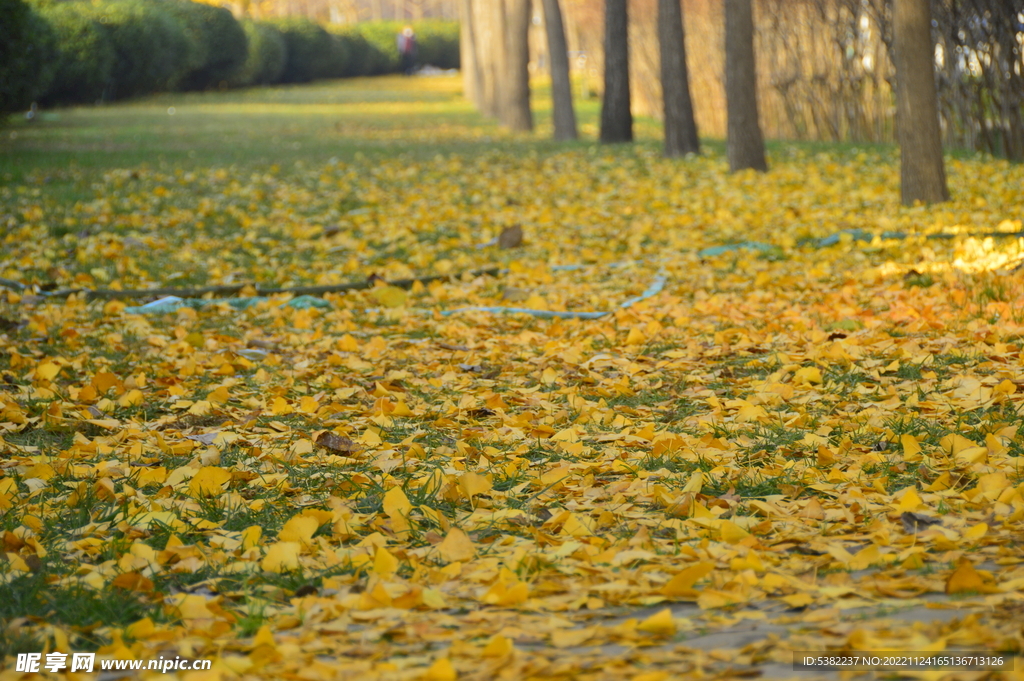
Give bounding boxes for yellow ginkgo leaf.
[637,608,676,636]
[35,362,61,382]
[661,562,715,598]
[261,542,300,573]
[481,634,513,658]
[371,285,408,308]
[279,515,319,545]
[298,395,319,414]
[893,486,924,512]
[422,657,456,681]
[373,546,399,576]
[900,433,922,460]
[188,466,232,497]
[458,472,492,500]
[436,528,475,564]
[945,561,987,594]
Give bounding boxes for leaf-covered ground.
[3,77,1024,680]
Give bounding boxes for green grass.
[1,73,910,195]
[1,76,608,186]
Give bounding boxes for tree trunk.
[370,0,383,20]
[658,0,699,156]
[502,0,533,132]
[894,0,949,204]
[460,0,483,108]
[542,0,577,140]
[725,0,767,172]
[600,0,632,143]
[475,0,502,118]
[489,0,508,118]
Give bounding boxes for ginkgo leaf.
[626,328,646,345]
[270,397,293,415]
[371,286,408,308]
[373,547,399,576]
[437,528,475,564]
[188,466,232,497]
[900,433,921,460]
[719,520,751,544]
[35,362,61,382]
[637,608,676,636]
[298,396,319,414]
[279,515,318,545]
[661,563,714,597]
[261,542,301,573]
[945,561,988,594]
[423,657,457,681]
[458,472,492,500]
[792,366,822,384]
[482,634,513,657]
[174,594,215,620]
[383,486,412,519]
[893,487,924,512]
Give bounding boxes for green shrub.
[323,30,352,79]
[414,19,459,70]
[195,4,247,89]
[0,0,57,115]
[272,17,333,83]
[77,0,191,99]
[38,2,114,104]
[355,21,400,75]
[344,20,460,76]
[156,0,246,90]
[326,25,383,77]
[233,20,285,86]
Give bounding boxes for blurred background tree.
[551,0,1023,160]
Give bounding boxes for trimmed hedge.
[38,2,114,105]
[77,0,191,99]
[326,27,377,77]
[233,20,286,86]
[355,22,401,75]
[157,0,247,90]
[340,21,461,76]
[413,20,460,70]
[1,0,57,115]
[272,17,333,83]
[22,5,461,109]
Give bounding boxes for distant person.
[397,27,417,76]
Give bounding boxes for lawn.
[2,75,1024,680]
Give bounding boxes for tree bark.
[502,0,533,132]
[600,0,632,143]
[475,0,502,118]
[725,0,767,172]
[894,0,949,204]
[460,0,483,108]
[542,0,577,140]
[658,0,699,156]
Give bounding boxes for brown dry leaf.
[501,287,531,302]
[497,224,523,249]
[900,511,943,533]
[315,431,359,454]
